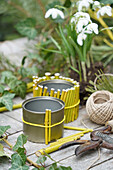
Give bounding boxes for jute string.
[86,90,113,125]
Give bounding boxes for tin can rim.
[22,96,65,114]
[38,79,74,86]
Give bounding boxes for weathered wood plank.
[0,114,22,134]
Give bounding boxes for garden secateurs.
[59,125,113,156]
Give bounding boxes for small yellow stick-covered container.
[33,73,80,123]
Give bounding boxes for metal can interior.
[38,79,74,93]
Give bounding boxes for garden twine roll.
[86,90,113,125]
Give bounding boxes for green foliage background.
[0,0,54,40]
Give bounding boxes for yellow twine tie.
[22,116,65,128]
[65,100,80,110]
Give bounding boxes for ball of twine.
[86,90,113,125]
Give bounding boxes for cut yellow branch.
[64,126,93,132]
[3,138,40,168]
[103,38,113,48]
[27,82,33,89]
[36,134,83,155]
[0,103,22,112]
[89,9,113,41]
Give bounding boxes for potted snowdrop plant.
[39,0,112,82]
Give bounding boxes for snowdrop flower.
[86,0,93,3]
[84,23,99,34]
[76,18,91,33]
[71,12,92,33]
[97,6,112,18]
[45,8,64,19]
[71,12,91,24]
[77,0,93,12]
[92,1,101,10]
[77,32,87,46]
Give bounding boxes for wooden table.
[0,93,113,170]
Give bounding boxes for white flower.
[71,12,92,33]
[77,0,93,12]
[86,0,93,3]
[71,12,91,24]
[97,6,112,18]
[73,12,91,21]
[77,1,90,12]
[92,1,101,10]
[84,23,99,34]
[76,18,91,33]
[45,8,64,19]
[77,32,87,46]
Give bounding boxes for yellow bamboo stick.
[53,91,57,98]
[73,81,77,85]
[55,130,91,143]
[37,134,83,155]
[50,134,84,147]
[64,126,93,132]
[27,82,33,89]
[38,77,43,83]
[50,88,55,97]
[38,85,43,96]
[0,103,22,112]
[67,89,73,123]
[64,89,69,123]
[54,73,60,79]
[43,86,48,96]
[33,84,36,97]
[51,76,55,80]
[46,91,49,96]
[42,76,46,81]
[32,76,38,81]
[59,76,63,79]
[72,86,77,121]
[45,109,49,145]
[48,109,51,142]
[33,87,39,97]
[26,88,33,93]
[103,38,113,48]
[60,89,66,101]
[56,89,60,99]
[69,88,75,122]
[62,89,67,102]
[45,72,51,80]
[75,85,80,120]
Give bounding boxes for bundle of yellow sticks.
[32,72,80,123]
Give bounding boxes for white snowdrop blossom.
[92,1,101,10]
[84,23,99,34]
[71,12,91,25]
[86,0,93,3]
[73,12,91,21]
[97,6,112,18]
[77,32,87,46]
[77,0,93,12]
[71,12,92,33]
[76,18,91,33]
[45,8,64,19]
[77,1,90,12]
